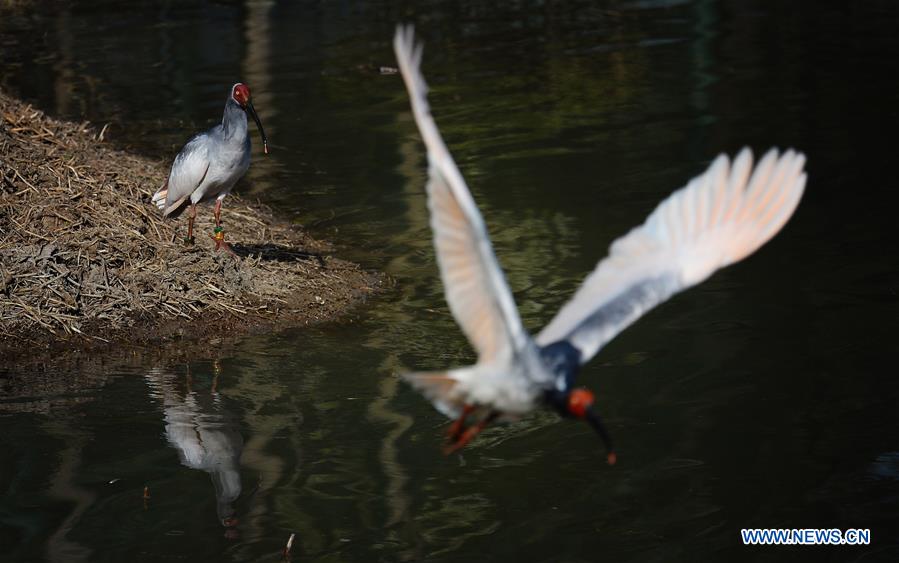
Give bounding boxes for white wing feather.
[394,25,528,364]
[536,148,807,363]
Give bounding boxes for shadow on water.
[1,0,899,562]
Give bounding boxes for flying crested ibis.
[393,26,807,462]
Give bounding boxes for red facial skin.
[567,388,595,419]
[232,83,251,107]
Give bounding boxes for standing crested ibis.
[393,26,807,463]
[152,83,269,252]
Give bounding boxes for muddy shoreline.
[0,88,384,369]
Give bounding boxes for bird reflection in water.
[145,362,244,539]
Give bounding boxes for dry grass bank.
[0,88,382,365]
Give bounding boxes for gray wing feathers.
[159,135,210,216]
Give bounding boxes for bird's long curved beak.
[246,101,269,154]
[585,407,617,465]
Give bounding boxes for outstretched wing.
[158,134,210,216]
[536,148,807,364]
[394,25,528,364]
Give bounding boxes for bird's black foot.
[183,236,196,246]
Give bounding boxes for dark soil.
[0,88,383,368]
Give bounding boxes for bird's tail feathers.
[162,193,190,219]
[151,181,167,211]
[151,181,190,219]
[402,371,464,418]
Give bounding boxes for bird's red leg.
[213,198,223,227]
[210,199,236,255]
[443,411,499,455]
[185,204,196,245]
[446,404,476,443]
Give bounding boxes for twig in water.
[282,533,296,560]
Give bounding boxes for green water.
[1,1,898,561]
